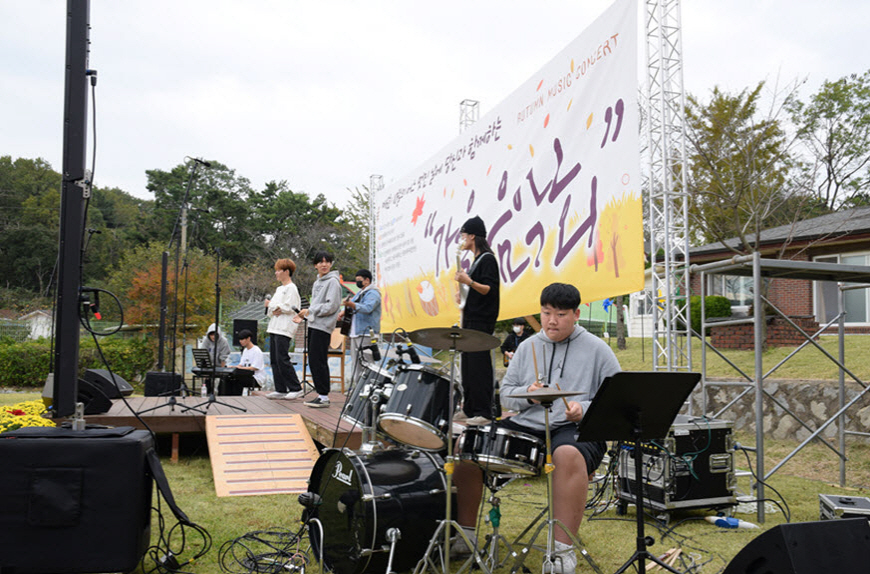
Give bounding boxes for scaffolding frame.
[692,252,870,522]
[645,0,692,373]
[369,174,383,271]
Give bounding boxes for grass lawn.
[3,333,870,573]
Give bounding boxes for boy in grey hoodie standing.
[453,283,620,574]
[297,251,343,408]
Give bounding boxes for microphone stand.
[183,247,246,414]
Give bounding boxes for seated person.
[234,329,267,393]
[500,317,532,366]
[453,283,620,574]
[200,323,231,367]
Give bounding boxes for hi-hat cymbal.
[511,388,579,403]
[384,347,440,364]
[408,327,501,352]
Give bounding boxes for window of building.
[814,253,870,325]
[709,274,754,310]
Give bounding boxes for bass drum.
[305,448,451,574]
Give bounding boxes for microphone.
[363,328,381,361]
[297,491,322,509]
[264,297,270,316]
[406,345,421,364]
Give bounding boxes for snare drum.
[457,425,544,476]
[341,364,393,428]
[305,447,451,574]
[378,364,458,451]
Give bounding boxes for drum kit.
[302,326,600,574]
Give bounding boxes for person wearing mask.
[501,317,532,367]
[454,215,500,426]
[264,258,304,400]
[340,269,381,383]
[296,251,343,408]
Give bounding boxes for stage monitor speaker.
[83,368,133,398]
[233,319,258,347]
[0,427,153,573]
[144,371,182,397]
[723,518,870,574]
[76,378,113,415]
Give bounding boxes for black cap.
[512,317,526,325]
[461,215,487,238]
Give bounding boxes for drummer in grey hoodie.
[297,251,343,408]
[453,283,620,574]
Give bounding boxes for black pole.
[157,250,169,370]
[52,0,91,418]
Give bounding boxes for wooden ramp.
[205,414,319,497]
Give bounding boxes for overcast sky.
[2,1,868,207]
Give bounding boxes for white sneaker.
[265,391,285,399]
[549,541,576,574]
[284,390,304,400]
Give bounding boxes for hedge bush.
[690,295,733,335]
[0,336,156,389]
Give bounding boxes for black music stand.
[576,371,700,574]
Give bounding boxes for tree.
[684,81,812,253]
[146,161,259,266]
[790,70,870,210]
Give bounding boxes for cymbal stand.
[414,335,491,574]
[509,399,601,574]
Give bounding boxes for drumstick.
[531,342,541,384]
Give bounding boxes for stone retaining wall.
[694,378,870,441]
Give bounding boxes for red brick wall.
[711,316,820,349]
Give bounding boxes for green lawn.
[4,334,870,573]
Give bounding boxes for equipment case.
[819,494,870,521]
[617,414,736,514]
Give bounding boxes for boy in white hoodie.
[454,283,620,573]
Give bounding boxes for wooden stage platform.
[84,391,362,457]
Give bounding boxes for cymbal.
[408,327,501,352]
[384,347,440,364]
[511,388,578,403]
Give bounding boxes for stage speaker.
[0,426,153,573]
[723,518,870,574]
[83,368,133,398]
[233,319,258,347]
[144,371,182,397]
[76,378,113,415]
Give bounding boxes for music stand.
[575,371,700,574]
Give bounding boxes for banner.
[375,0,642,332]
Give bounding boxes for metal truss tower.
[645,0,692,371]
[459,99,479,133]
[369,174,383,271]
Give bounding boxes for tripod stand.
[183,247,246,414]
[575,371,700,574]
[505,389,602,574]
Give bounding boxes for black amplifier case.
[617,415,736,513]
[0,427,153,574]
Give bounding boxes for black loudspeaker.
[723,518,870,574]
[83,368,133,398]
[233,319,258,347]
[144,371,182,397]
[76,378,113,415]
[0,427,153,573]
